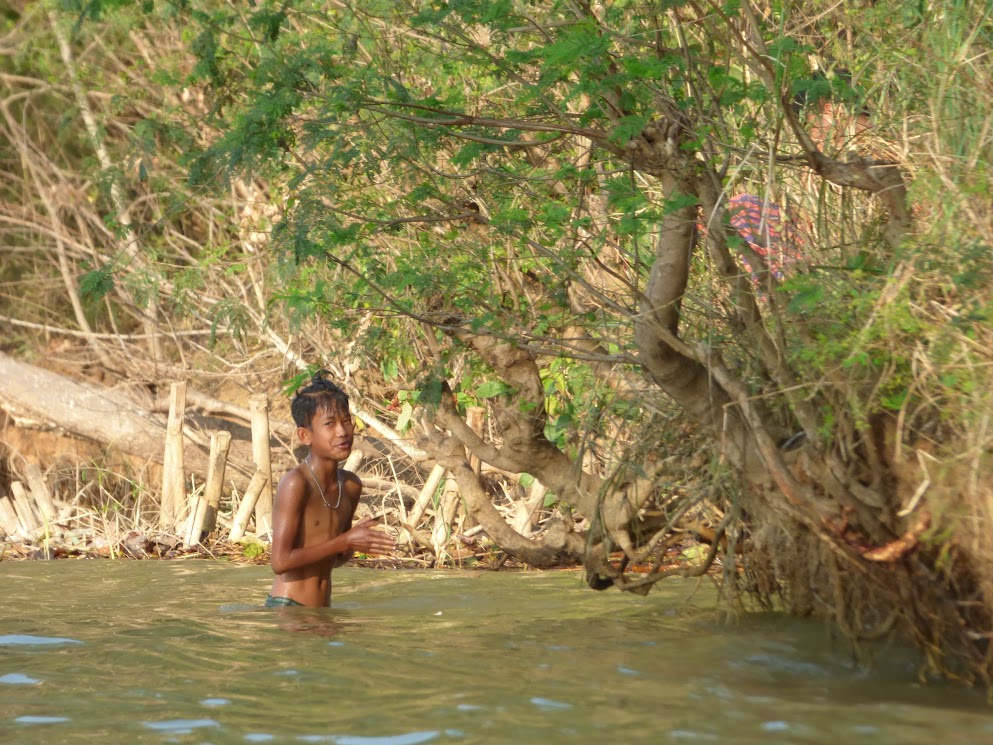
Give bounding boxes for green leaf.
[881,389,909,411]
[542,23,605,70]
[242,541,265,558]
[479,0,513,23]
[78,266,115,301]
[475,381,507,399]
[621,56,679,80]
[662,191,700,214]
[609,114,650,145]
[396,401,413,432]
[248,8,287,44]
[679,545,707,561]
[787,285,825,313]
[419,375,446,409]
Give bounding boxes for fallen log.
[0,350,260,489]
[0,352,430,531]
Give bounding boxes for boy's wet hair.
[291,370,350,428]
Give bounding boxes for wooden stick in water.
[403,464,446,545]
[24,463,56,521]
[513,481,548,536]
[10,481,40,535]
[249,394,273,538]
[203,431,232,534]
[160,381,187,532]
[228,469,269,543]
[401,522,435,551]
[0,494,21,536]
[185,430,231,547]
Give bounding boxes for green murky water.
[2,560,993,744]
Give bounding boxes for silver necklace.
[305,457,341,509]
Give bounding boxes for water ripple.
[142,718,220,733]
[0,634,83,646]
[1,673,42,684]
[296,732,439,745]
[530,697,573,710]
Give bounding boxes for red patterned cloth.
[724,194,807,282]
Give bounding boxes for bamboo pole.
[229,469,269,543]
[10,481,40,535]
[249,394,273,539]
[341,450,364,515]
[160,381,188,531]
[24,463,56,520]
[0,494,22,536]
[513,481,548,536]
[184,431,231,547]
[203,430,232,534]
[342,450,363,472]
[402,464,446,546]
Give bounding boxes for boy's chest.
[298,498,346,543]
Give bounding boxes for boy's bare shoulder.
[276,464,309,497]
[341,467,362,486]
[340,468,363,500]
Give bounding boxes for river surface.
[2,560,993,744]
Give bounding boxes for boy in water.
[266,372,395,608]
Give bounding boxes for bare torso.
[269,466,354,607]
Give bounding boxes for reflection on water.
[1,560,993,744]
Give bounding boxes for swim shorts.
[264,594,304,608]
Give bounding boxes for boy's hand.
[345,517,396,555]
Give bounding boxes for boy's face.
[298,404,354,461]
